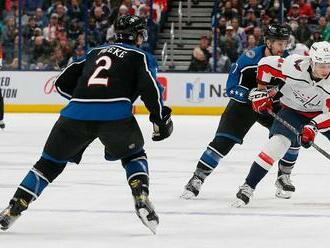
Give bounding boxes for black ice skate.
[0,120,5,129]
[231,183,254,208]
[0,198,28,230]
[275,174,295,199]
[130,180,159,234]
[181,174,204,199]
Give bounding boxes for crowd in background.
[1,0,330,72]
[188,0,330,73]
[0,0,171,70]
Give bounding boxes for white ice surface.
[0,114,330,248]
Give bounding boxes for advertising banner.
[0,71,230,114]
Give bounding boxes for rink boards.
[0,71,230,115]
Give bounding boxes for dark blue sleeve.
[145,52,164,103]
[226,55,250,103]
[54,57,86,99]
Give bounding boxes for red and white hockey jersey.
[257,54,330,132]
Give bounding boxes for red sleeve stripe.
[317,119,330,130]
[257,64,286,82]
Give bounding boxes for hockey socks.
[196,146,223,178]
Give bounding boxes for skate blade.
[138,209,158,235]
[275,189,292,199]
[180,190,196,200]
[231,198,247,208]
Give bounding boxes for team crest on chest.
[246,50,256,58]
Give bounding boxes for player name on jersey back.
[97,46,128,58]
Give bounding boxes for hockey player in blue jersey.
[0,15,173,234]
[181,24,298,200]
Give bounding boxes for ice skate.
[0,120,5,129]
[275,174,295,199]
[130,179,159,234]
[231,183,254,208]
[181,175,204,199]
[0,198,28,231]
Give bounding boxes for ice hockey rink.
[1,113,330,248]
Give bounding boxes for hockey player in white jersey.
[232,41,330,207]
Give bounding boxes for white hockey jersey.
[257,54,330,132]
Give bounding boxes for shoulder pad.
[282,54,310,77]
[258,55,281,67]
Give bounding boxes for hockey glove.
[300,123,318,148]
[149,106,173,141]
[249,89,273,114]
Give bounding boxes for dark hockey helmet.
[115,15,148,43]
[265,24,291,41]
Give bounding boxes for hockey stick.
[268,110,330,160]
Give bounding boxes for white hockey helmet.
[310,41,330,64]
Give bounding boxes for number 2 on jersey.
[87,56,112,86]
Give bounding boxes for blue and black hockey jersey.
[54,43,163,121]
[226,45,289,103]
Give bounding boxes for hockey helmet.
[309,41,330,64]
[265,24,291,41]
[115,15,148,43]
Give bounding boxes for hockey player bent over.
[0,15,173,234]
[182,24,299,199]
[233,41,330,207]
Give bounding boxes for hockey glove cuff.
[249,89,273,114]
[300,122,318,148]
[149,106,173,141]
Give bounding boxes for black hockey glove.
[149,106,173,141]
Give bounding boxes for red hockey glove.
[249,89,273,114]
[300,123,318,148]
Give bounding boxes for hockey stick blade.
[268,111,330,160]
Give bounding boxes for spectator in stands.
[35,7,48,28]
[217,16,227,37]
[91,0,111,18]
[55,3,69,28]
[221,1,239,20]
[67,44,85,65]
[188,35,212,72]
[30,35,51,69]
[93,6,109,41]
[325,6,330,22]
[231,17,247,48]
[243,0,263,18]
[23,15,38,41]
[209,47,231,73]
[24,0,44,15]
[67,18,82,43]
[253,26,263,45]
[242,9,260,34]
[294,15,312,43]
[244,34,257,52]
[296,0,314,18]
[67,0,84,23]
[48,46,66,69]
[318,0,329,17]
[219,25,242,63]
[231,0,242,15]
[87,18,103,47]
[306,29,323,47]
[319,16,330,41]
[43,13,62,42]
[287,3,301,21]
[260,14,271,33]
[2,16,17,66]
